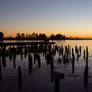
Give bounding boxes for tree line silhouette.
[1,31,90,41]
[0,32,65,41]
[0,32,4,42]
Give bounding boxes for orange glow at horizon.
[3,31,92,38]
[2,25,92,38]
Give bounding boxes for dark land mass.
[0,32,92,41]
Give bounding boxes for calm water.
[0,40,92,92]
[55,40,92,55]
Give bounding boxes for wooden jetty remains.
[0,41,55,47]
[0,41,55,54]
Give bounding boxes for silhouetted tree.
[38,33,46,40]
[25,33,29,39]
[16,33,21,40]
[50,34,55,40]
[31,32,36,39]
[15,32,65,40]
[0,32,4,42]
[21,33,25,40]
[35,33,39,40]
[55,34,65,40]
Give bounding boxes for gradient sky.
[0,0,92,37]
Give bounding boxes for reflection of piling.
[72,54,75,74]
[18,66,22,90]
[53,72,64,92]
[13,55,16,69]
[55,77,60,92]
[28,54,33,74]
[84,65,88,90]
[58,57,61,64]
[0,57,2,81]
[50,55,54,82]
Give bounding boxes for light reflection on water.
[55,40,92,56]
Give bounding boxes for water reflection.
[84,65,88,90]
[18,66,22,90]
[0,57,2,81]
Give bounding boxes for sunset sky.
[0,0,92,38]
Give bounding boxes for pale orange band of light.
[3,31,92,38]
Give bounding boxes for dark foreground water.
[0,40,92,92]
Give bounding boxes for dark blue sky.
[0,0,92,37]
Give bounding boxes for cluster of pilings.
[0,42,90,91]
[0,41,55,90]
[44,44,89,92]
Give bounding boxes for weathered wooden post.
[77,49,79,62]
[9,46,12,61]
[83,50,85,59]
[72,48,74,56]
[37,55,41,68]
[79,46,81,56]
[21,45,23,60]
[86,46,88,66]
[24,44,27,58]
[13,47,16,69]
